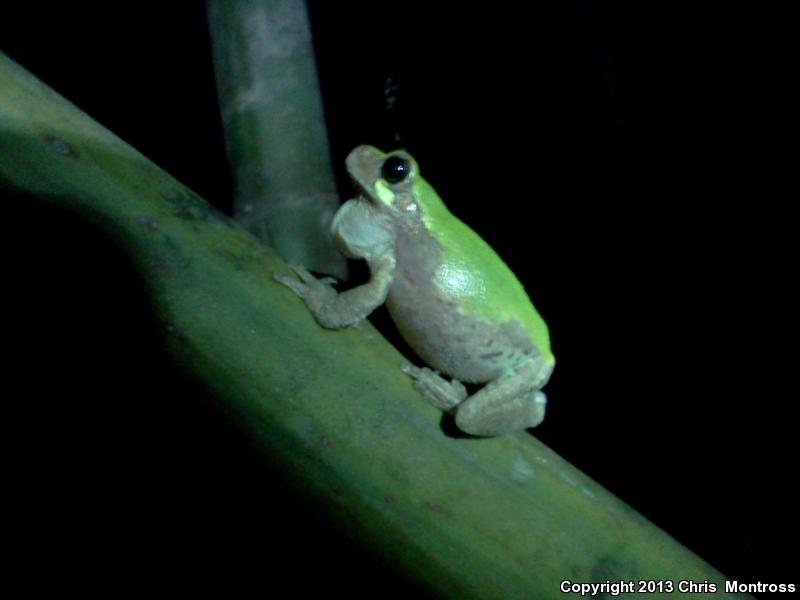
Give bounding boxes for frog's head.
[346,145,423,217]
[346,145,453,234]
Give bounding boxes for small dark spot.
[612,513,626,537]
[162,234,192,269]
[590,554,636,587]
[165,189,210,222]
[480,351,503,360]
[163,187,235,226]
[44,135,76,157]
[383,494,396,506]
[424,501,443,515]
[318,434,331,448]
[215,248,251,271]
[163,323,184,340]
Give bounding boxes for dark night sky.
[2,2,793,596]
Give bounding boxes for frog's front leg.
[275,252,395,329]
[405,359,547,436]
[275,199,397,329]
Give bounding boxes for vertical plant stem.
[207,0,346,277]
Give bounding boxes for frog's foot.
[274,263,338,301]
[401,362,467,413]
[275,256,395,329]
[274,264,350,328]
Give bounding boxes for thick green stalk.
[206,0,346,278]
[0,53,750,599]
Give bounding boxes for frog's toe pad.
[528,390,547,427]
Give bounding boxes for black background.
[3,2,794,596]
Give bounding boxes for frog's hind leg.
[454,363,548,436]
[456,389,546,437]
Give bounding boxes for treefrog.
[275,145,554,436]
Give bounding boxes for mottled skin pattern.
[275,145,553,436]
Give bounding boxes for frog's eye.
[381,155,410,184]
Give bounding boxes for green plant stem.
[0,52,751,600]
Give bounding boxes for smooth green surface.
[0,52,750,599]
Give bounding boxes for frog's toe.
[287,262,317,283]
[274,271,306,295]
[400,362,421,377]
[275,264,340,300]
[401,364,467,412]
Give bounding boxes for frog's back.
[415,179,554,366]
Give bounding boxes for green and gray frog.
[276,145,554,436]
